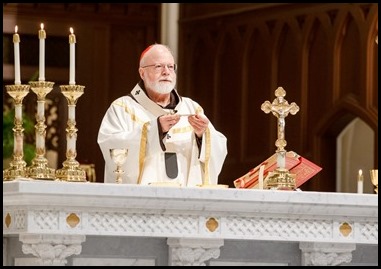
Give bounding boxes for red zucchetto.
[140,45,154,61]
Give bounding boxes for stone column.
[167,238,224,266]
[300,242,356,266]
[19,234,86,266]
[161,3,179,60]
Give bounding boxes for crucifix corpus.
[261,87,299,190]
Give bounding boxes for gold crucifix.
[261,87,299,190]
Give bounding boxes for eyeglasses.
[141,63,177,72]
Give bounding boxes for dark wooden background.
[3,3,378,191]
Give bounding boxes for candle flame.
[70,27,74,34]
[40,23,44,30]
[359,169,363,176]
[15,25,18,33]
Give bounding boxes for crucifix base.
[264,168,296,190]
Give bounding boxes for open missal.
[234,151,322,189]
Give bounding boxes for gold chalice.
[369,169,378,194]
[110,149,128,184]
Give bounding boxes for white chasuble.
[97,83,228,187]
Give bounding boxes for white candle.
[258,165,265,189]
[69,27,76,85]
[38,23,46,81]
[13,26,21,85]
[277,151,286,169]
[357,169,363,194]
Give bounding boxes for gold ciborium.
[110,149,128,184]
[370,169,378,194]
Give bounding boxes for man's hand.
[188,114,209,138]
[159,114,180,133]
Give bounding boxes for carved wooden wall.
[177,3,378,190]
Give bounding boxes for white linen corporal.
[97,83,228,186]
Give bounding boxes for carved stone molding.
[19,234,86,266]
[300,242,356,266]
[3,181,378,265]
[3,237,8,266]
[167,238,224,266]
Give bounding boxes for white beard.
[147,79,176,94]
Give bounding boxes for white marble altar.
[3,180,378,266]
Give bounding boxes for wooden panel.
[178,3,378,189]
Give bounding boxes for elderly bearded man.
[97,44,228,186]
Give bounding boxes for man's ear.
[138,67,145,80]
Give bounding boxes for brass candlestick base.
[3,157,28,181]
[55,85,86,182]
[56,158,86,182]
[27,81,56,180]
[3,84,31,181]
[264,168,296,190]
[27,157,56,180]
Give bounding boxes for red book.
[234,151,322,189]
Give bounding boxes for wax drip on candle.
[39,23,46,38]
[69,27,76,43]
[13,25,19,42]
[358,169,363,181]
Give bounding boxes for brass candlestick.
[55,85,86,182]
[3,84,31,181]
[370,169,378,194]
[27,81,56,179]
[261,87,299,190]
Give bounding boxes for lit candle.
[69,27,76,85]
[357,169,363,194]
[13,25,21,85]
[38,23,46,81]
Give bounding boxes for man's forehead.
[146,47,174,61]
